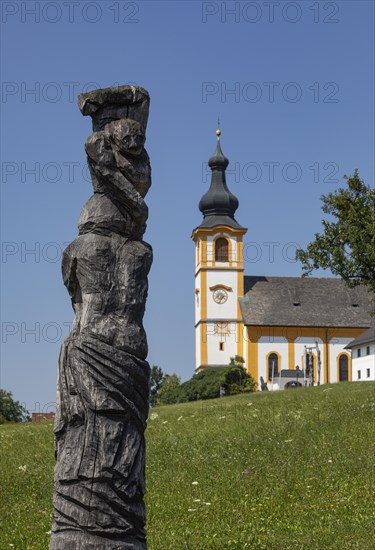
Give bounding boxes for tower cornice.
[191,225,247,241]
[191,224,247,241]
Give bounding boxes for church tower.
[192,129,247,371]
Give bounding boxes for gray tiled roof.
[279,369,305,378]
[345,326,375,348]
[239,276,373,328]
[195,214,245,230]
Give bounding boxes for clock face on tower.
[212,288,228,304]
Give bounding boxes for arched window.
[268,353,279,381]
[338,354,349,382]
[215,238,229,262]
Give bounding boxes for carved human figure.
[50,86,152,550]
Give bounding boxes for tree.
[153,363,258,406]
[157,373,181,405]
[229,355,245,368]
[296,171,375,297]
[149,365,164,407]
[176,368,229,402]
[226,356,257,395]
[0,389,30,423]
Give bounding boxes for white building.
[345,327,375,382]
[192,130,373,389]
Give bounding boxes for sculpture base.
[50,530,146,550]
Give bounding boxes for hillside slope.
[1,382,374,549]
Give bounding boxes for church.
[192,130,373,389]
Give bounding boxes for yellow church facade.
[192,132,372,389]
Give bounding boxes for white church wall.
[194,277,200,325]
[206,270,238,319]
[195,327,201,367]
[207,322,239,366]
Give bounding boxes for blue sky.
[1,0,374,413]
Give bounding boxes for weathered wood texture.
[50,86,152,550]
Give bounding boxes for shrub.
[156,366,257,405]
[224,366,257,395]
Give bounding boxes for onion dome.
[198,128,243,229]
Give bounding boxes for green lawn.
[1,382,374,549]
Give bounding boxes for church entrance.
[339,354,349,382]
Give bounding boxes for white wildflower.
[18,465,27,472]
[192,481,198,485]
[149,412,158,420]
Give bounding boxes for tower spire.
[191,127,247,375]
[197,127,243,230]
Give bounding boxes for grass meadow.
[1,382,374,549]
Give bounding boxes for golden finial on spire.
[216,116,221,141]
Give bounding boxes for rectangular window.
[219,342,224,351]
[366,346,370,355]
[357,348,361,358]
[357,370,361,379]
[367,368,370,378]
